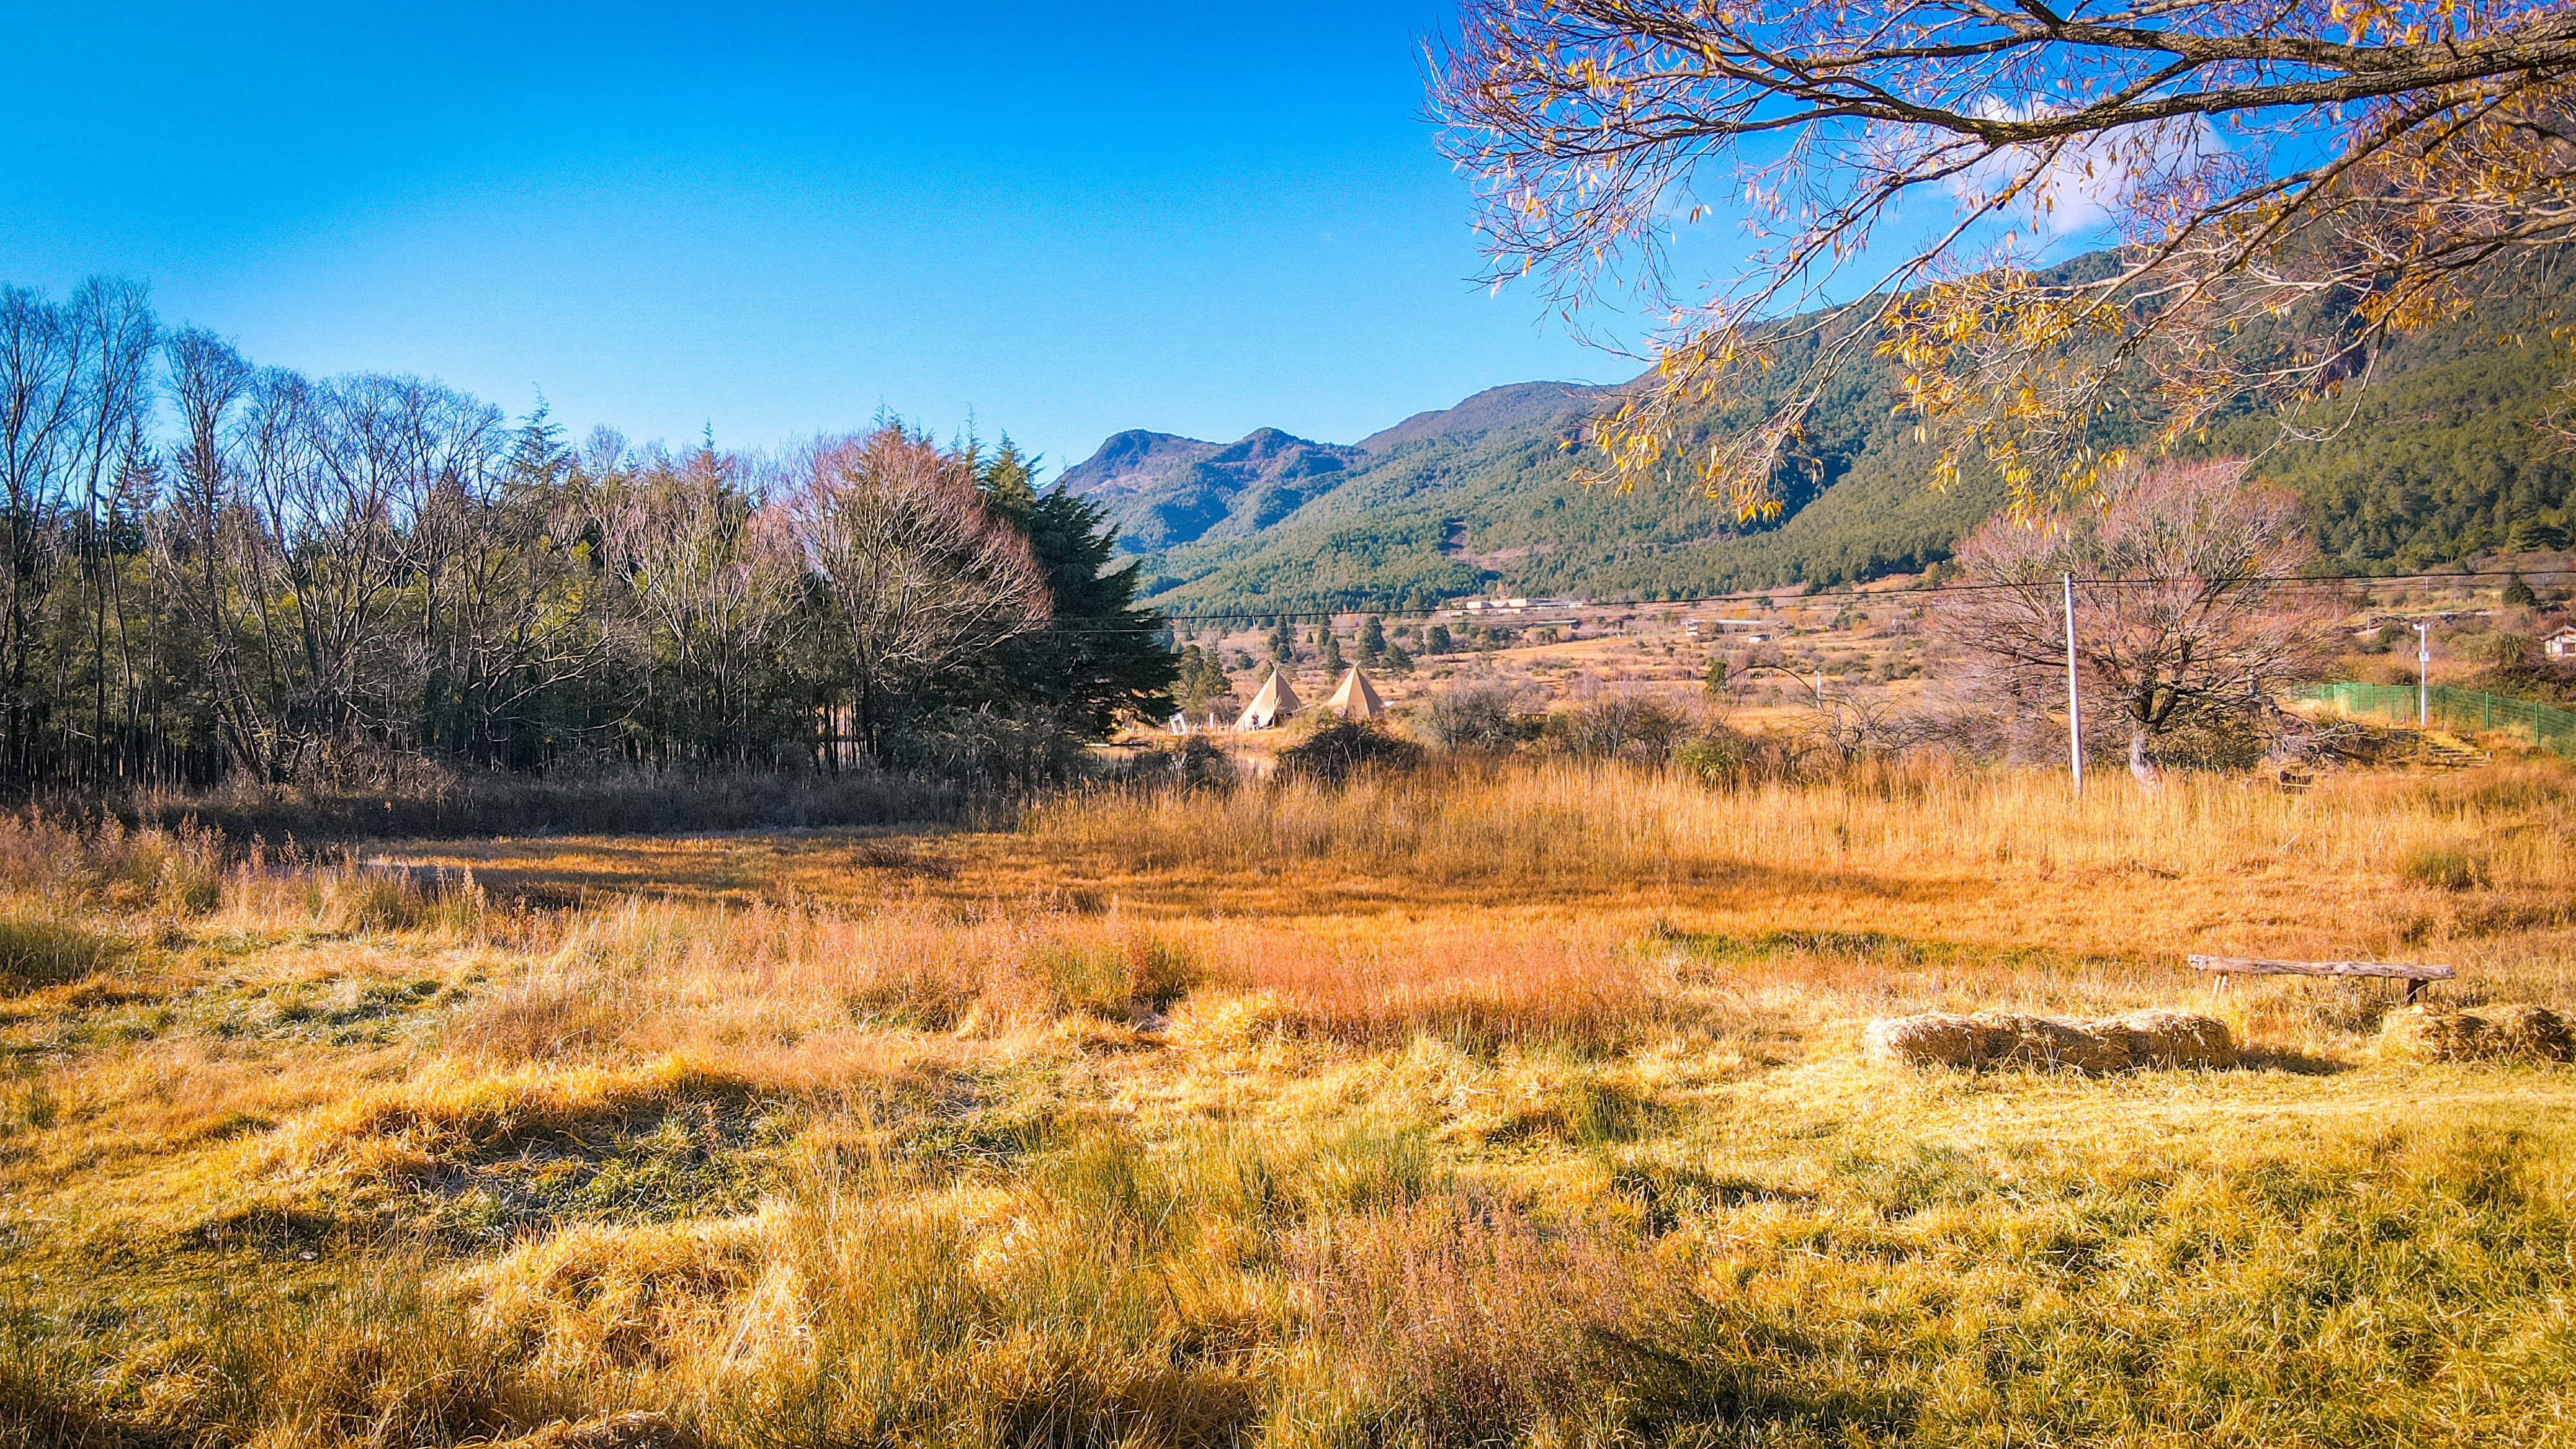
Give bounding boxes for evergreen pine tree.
[2503,571,2539,607]
[1358,615,1387,661]
[972,439,1179,732]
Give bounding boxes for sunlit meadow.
[2,755,2572,1447]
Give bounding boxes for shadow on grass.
[2238,1046,2359,1075]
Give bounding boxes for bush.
[1276,722,1423,786]
[1109,734,1236,791]
[1672,728,1750,784]
[2139,710,2271,773]
[1542,696,1691,765]
[0,914,126,991]
[1290,1191,1703,1448]
[1422,683,1537,752]
[2401,846,2488,891]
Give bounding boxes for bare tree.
[4,282,1153,791]
[287,375,502,761]
[157,328,260,773]
[0,287,89,772]
[1434,0,2576,516]
[54,280,156,777]
[598,442,802,762]
[780,426,1052,753]
[417,406,618,762]
[1929,459,2336,766]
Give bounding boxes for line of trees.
[0,277,1172,791]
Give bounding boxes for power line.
[1035,564,2575,634]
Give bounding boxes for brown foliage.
[1291,1191,1697,1446]
[1929,460,2338,762]
[779,426,1051,746]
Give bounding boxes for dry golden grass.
[1,756,2573,1446]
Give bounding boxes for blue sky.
[2,1,1674,474]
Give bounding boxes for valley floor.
[3,758,2573,1447]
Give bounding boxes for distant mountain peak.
[1058,425,1367,553]
[1357,381,1612,454]
[1057,430,1220,501]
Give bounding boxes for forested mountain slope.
[1069,271,2576,615]
[1054,427,1368,554]
[2201,300,2576,571]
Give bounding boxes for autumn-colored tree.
[1435,0,2576,516]
[780,426,1052,752]
[1929,460,2338,762]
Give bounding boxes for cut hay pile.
[1865,1009,2237,1073]
[2378,1003,2573,1063]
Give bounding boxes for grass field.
[2,756,2573,1447]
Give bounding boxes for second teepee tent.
[1323,667,1385,721]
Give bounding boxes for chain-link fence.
[2295,683,2576,755]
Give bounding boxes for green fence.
[2296,682,2576,755]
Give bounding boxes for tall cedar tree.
[974,442,1176,731]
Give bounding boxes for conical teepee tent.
[1233,668,1302,731]
[1323,667,1385,721]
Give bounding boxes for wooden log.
[2188,954,2456,1003]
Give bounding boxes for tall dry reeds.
[1289,1191,1701,1448]
[1030,754,2576,893]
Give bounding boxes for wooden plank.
[2188,954,2455,982]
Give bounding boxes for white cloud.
[1948,100,2224,244]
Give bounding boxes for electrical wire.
[1021,564,2576,635]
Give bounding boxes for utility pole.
[2415,621,2431,728]
[2063,574,2084,795]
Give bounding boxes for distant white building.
[1684,617,1786,641]
[2546,627,2576,659]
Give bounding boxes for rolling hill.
[1059,281,2576,616]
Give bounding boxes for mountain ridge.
[1058,274,2576,614]
[1057,380,1618,557]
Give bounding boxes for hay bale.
[2472,1004,2575,1061]
[1862,1011,1998,1068]
[1975,1012,2131,1073]
[2378,1003,2573,1063]
[2105,1009,2240,1069]
[1866,1009,2234,1074]
[2377,1004,2486,1061]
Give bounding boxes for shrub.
[1672,727,1750,784]
[1421,683,1536,752]
[324,864,488,936]
[1290,1191,1701,1447]
[2401,846,2488,891]
[1115,734,1235,790]
[1543,696,1691,765]
[2140,710,2271,773]
[0,914,125,992]
[1276,722,1423,786]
